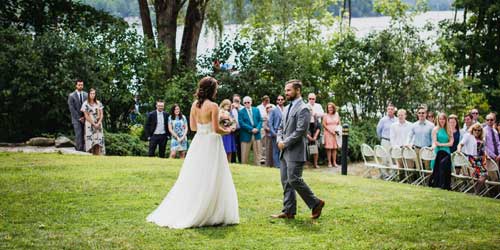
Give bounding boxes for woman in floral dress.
[168,104,189,158]
[81,88,105,155]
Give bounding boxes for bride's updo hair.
[196,76,218,108]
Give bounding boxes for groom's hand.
[278,141,284,151]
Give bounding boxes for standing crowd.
[377,104,500,193]
[142,92,343,168]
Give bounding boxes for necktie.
[79,93,83,104]
[247,108,254,125]
[286,102,293,122]
[491,127,499,155]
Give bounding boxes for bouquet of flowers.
[219,110,236,129]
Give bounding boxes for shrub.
[105,132,148,156]
[346,120,379,162]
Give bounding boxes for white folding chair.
[400,147,419,183]
[415,147,435,186]
[480,158,500,198]
[390,147,404,181]
[361,144,379,178]
[451,152,474,192]
[374,145,398,181]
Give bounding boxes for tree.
[138,0,154,40]
[439,0,500,111]
[179,0,210,70]
[154,0,185,78]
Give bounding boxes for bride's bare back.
[190,100,229,135]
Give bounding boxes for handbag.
[308,143,318,154]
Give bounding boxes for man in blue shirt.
[406,106,434,169]
[376,104,396,178]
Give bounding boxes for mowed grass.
[0,153,499,250]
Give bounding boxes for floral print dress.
[81,101,105,154]
[169,115,188,151]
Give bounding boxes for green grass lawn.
[0,153,499,250]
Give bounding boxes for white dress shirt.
[389,120,412,147]
[154,111,166,134]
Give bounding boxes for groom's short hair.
[286,79,302,91]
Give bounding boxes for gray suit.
[277,98,320,215]
[68,90,88,151]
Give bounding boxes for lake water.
[126,11,462,57]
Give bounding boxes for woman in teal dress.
[431,113,454,170]
[429,113,454,189]
[168,104,189,158]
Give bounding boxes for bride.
[146,76,239,229]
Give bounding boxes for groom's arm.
[282,107,310,149]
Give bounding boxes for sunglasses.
[486,119,494,121]
[473,129,482,132]
[472,112,479,115]
[418,112,425,114]
[277,99,284,101]
[244,102,250,104]
[308,98,315,100]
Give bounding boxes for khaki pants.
[260,128,267,163]
[241,136,262,166]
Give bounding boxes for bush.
[346,120,379,162]
[105,133,148,156]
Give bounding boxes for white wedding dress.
[146,123,239,229]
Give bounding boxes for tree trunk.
[138,0,154,41]
[154,0,185,78]
[179,0,209,70]
[348,0,351,27]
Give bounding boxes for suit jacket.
[268,106,283,137]
[238,107,263,142]
[145,111,171,138]
[277,99,311,162]
[68,90,88,124]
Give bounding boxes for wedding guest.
[231,94,243,163]
[238,96,263,165]
[461,113,474,136]
[448,115,461,153]
[484,113,500,165]
[429,113,453,189]
[257,95,271,164]
[307,93,325,165]
[145,100,170,158]
[307,113,321,168]
[220,99,237,162]
[458,124,488,194]
[322,102,341,168]
[81,88,105,155]
[307,93,325,122]
[168,104,189,159]
[390,109,412,148]
[449,114,462,174]
[471,108,480,124]
[268,95,285,168]
[264,104,275,167]
[407,107,434,169]
[377,103,396,176]
[67,79,87,151]
[427,111,436,124]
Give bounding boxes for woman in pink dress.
[322,102,340,168]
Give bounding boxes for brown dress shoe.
[311,200,325,219]
[271,213,295,219]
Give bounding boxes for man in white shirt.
[390,109,412,169]
[390,109,412,148]
[145,100,170,158]
[257,95,271,164]
[307,93,325,123]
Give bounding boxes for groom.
[272,79,325,220]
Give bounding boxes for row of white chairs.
[361,144,500,198]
